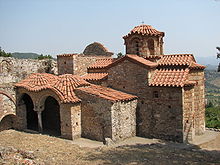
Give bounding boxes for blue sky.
[0,0,219,61]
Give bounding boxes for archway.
[42,96,61,136]
[22,94,38,131]
[0,114,16,131]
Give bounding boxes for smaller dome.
[15,73,57,91]
[83,42,113,56]
[123,24,164,38]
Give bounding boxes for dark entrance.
[0,114,16,131]
[42,96,61,136]
[22,94,38,131]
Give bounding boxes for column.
[37,111,43,133]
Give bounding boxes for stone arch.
[0,91,16,105]
[41,96,61,136]
[0,60,12,73]
[0,114,17,131]
[147,38,155,55]
[20,93,38,131]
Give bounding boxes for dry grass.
[0,130,220,165]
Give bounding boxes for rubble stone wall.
[76,89,137,142]
[75,89,112,141]
[107,60,184,142]
[183,86,195,142]
[188,70,205,135]
[0,57,57,84]
[57,54,111,76]
[111,100,137,141]
[124,34,163,56]
[60,103,81,140]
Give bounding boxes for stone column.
[37,111,43,133]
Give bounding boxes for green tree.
[0,47,12,57]
[37,54,53,60]
[117,52,124,58]
[206,106,220,128]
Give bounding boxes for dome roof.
[52,74,90,103]
[15,73,57,91]
[123,24,164,38]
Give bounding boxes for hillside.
[12,52,40,59]
[205,69,220,106]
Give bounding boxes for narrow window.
[153,91,159,98]
[147,39,154,55]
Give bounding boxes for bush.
[205,106,220,128]
[0,47,12,57]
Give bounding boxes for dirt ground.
[0,130,220,165]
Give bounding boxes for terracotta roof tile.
[52,74,90,103]
[15,73,90,104]
[82,73,108,81]
[126,54,158,68]
[149,69,193,87]
[77,85,137,102]
[88,58,114,69]
[107,54,157,69]
[15,73,57,91]
[189,62,206,70]
[123,24,164,38]
[158,54,195,66]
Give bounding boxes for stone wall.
[0,57,57,84]
[60,103,81,140]
[124,34,163,56]
[107,60,184,142]
[57,54,111,76]
[57,55,75,75]
[75,90,112,141]
[107,60,150,95]
[188,70,205,135]
[183,86,195,142]
[111,100,137,141]
[76,89,137,142]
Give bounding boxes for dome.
[123,24,164,38]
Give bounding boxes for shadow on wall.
[82,142,220,164]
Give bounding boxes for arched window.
[131,38,140,55]
[135,41,140,55]
[147,39,155,55]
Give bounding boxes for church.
[14,24,206,143]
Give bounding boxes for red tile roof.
[189,62,206,70]
[158,54,196,66]
[149,69,195,87]
[88,58,114,69]
[15,73,58,91]
[77,85,137,102]
[52,74,90,103]
[82,73,108,81]
[15,73,90,103]
[123,24,164,38]
[107,54,158,69]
